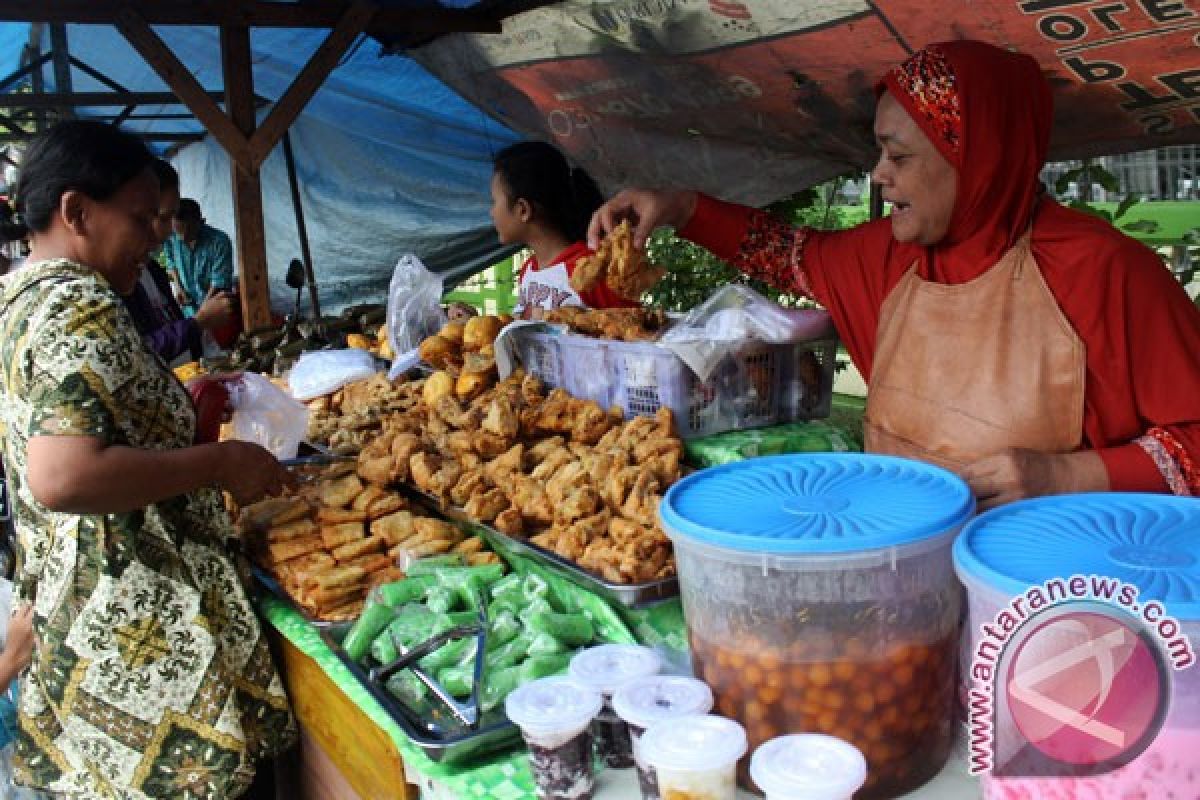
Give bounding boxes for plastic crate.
[513,328,837,438]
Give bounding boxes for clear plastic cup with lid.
[638,713,748,800]
[506,676,604,800]
[612,676,715,799]
[750,734,867,800]
[568,644,663,768]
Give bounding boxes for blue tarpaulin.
[0,16,521,311]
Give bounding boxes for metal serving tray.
[252,566,353,637]
[319,623,523,764]
[397,486,679,610]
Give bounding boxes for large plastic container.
[512,327,837,437]
[953,494,1200,800]
[659,454,975,798]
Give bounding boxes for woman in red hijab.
[589,40,1200,509]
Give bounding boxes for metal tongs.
[368,591,490,731]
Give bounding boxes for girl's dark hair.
[15,120,154,233]
[493,141,602,242]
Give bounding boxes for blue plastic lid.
[659,454,974,554]
[954,493,1200,619]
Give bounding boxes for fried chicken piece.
[564,507,610,542]
[494,508,524,537]
[507,475,555,526]
[525,436,565,467]
[552,525,589,561]
[432,395,470,429]
[439,430,476,458]
[484,444,525,486]
[520,374,546,407]
[571,401,612,445]
[530,530,559,551]
[546,460,591,505]
[472,430,514,459]
[622,469,662,526]
[530,447,575,482]
[605,465,641,510]
[481,395,520,439]
[464,487,510,523]
[449,468,489,508]
[534,389,577,435]
[555,486,603,526]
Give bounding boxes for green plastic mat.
[684,418,862,468]
[259,554,688,797]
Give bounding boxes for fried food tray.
[397,485,678,610]
[252,566,354,636]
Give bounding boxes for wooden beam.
[246,0,374,170]
[0,131,204,142]
[49,24,73,120]
[0,91,226,108]
[223,23,272,331]
[0,50,49,93]
[115,8,253,167]
[0,1,503,35]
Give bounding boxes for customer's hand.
[587,188,698,250]
[2,605,35,675]
[963,448,1109,511]
[194,289,236,331]
[215,441,296,506]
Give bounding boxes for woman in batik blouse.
[0,120,295,798]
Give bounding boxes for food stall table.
[262,596,981,799]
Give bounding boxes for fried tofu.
[320,473,365,508]
[319,522,364,550]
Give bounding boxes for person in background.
[492,141,638,318]
[0,200,27,275]
[2,120,295,798]
[123,160,236,364]
[164,196,234,315]
[446,300,479,321]
[0,589,36,799]
[589,40,1200,509]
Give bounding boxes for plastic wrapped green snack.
[435,564,507,608]
[489,572,523,600]
[522,573,551,601]
[519,652,572,682]
[405,554,466,576]
[526,631,568,657]
[373,574,437,607]
[370,629,399,666]
[525,611,593,646]
[385,669,428,707]
[344,600,397,663]
[437,663,474,698]
[382,606,441,651]
[485,610,521,650]
[424,586,459,615]
[481,663,524,712]
[484,633,533,671]
[418,637,477,674]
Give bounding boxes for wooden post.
[221,23,272,331]
[49,24,73,120]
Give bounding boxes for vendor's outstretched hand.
[963,448,1109,511]
[216,441,296,506]
[588,189,698,251]
[194,289,236,331]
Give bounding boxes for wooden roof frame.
[0,1,536,328]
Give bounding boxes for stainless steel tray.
[397,486,678,610]
[252,566,354,637]
[320,617,523,764]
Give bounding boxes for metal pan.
[252,566,354,637]
[396,486,678,610]
[319,624,523,764]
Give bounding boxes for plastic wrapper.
[372,574,437,607]
[660,285,834,381]
[343,600,396,662]
[287,348,381,401]
[386,254,447,380]
[525,611,594,646]
[684,420,862,468]
[226,371,310,459]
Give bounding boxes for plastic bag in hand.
[226,372,310,459]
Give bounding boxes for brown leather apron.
[863,232,1086,473]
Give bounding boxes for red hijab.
[878,40,1052,281]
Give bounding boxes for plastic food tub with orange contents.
[659,454,975,799]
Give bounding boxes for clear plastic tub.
[613,676,715,799]
[506,676,605,800]
[750,734,867,800]
[659,454,975,798]
[953,494,1200,800]
[638,713,748,800]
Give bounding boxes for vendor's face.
[489,173,525,245]
[77,168,160,295]
[152,186,181,248]
[871,92,957,246]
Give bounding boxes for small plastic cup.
[612,675,715,800]
[749,734,868,800]
[506,676,604,800]
[638,714,747,800]
[568,644,663,768]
